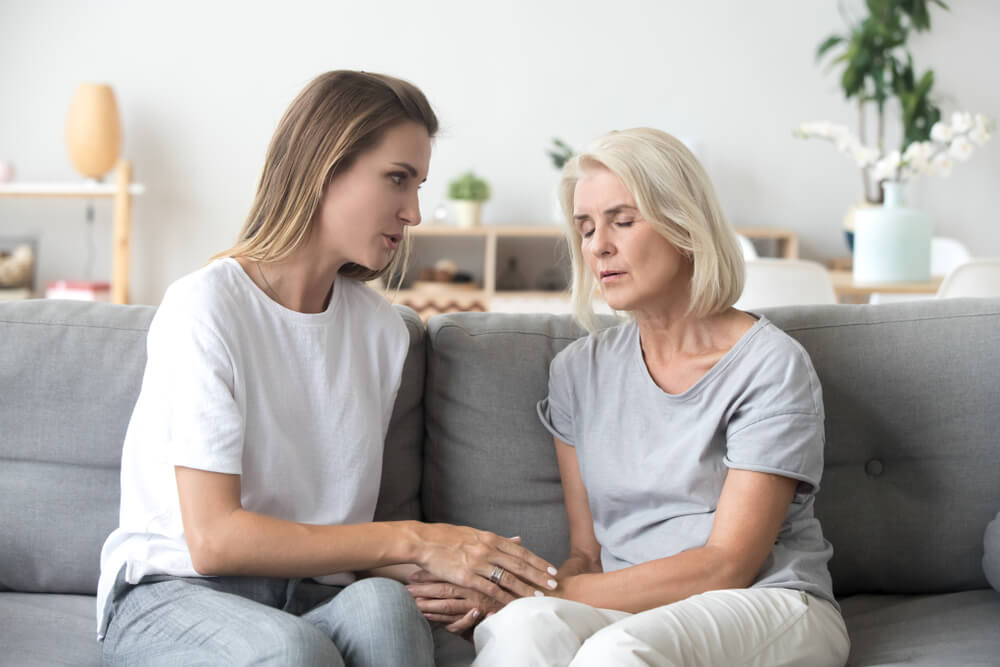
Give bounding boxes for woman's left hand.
[407,568,504,635]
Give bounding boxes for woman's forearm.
[188,509,423,578]
[556,545,747,613]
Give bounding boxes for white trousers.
[472,588,849,667]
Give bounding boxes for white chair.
[869,236,972,303]
[737,234,759,260]
[735,259,837,310]
[936,258,1000,298]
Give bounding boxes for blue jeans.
[102,572,434,666]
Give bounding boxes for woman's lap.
[103,575,432,667]
[473,588,849,667]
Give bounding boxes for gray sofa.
[2,297,999,666]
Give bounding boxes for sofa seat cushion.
[841,589,1000,665]
[0,592,100,666]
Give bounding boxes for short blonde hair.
[214,70,438,284]
[559,128,744,331]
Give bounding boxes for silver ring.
[489,565,504,585]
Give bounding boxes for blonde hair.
[214,70,438,284]
[559,128,744,332]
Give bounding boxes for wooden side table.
[830,270,943,303]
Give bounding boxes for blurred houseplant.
[448,171,491,228]
[546,138,575,221]
[796,0,994,281]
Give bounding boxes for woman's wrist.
[390,520,427,565]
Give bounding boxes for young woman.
[97,70,556,667]
[471,128,850,666]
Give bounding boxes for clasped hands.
[408,528,560,636]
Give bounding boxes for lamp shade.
[66,83,121,179]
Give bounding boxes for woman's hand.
[410,523,558,603]
[406,569,504,636]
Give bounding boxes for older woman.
[471,128,849,666]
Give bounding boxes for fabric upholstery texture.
[763,300,1000,596]
[422,312,614,565]
[0,300,153,594]
[2,298,999,666]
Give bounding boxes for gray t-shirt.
[537,315,837,607]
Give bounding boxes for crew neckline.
[631,315,767,400]
[222,257,341,326]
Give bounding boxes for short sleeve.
[724,343,825,494]
[537,349,577,446]
[985,512,1000,591]
[145,302,245,474]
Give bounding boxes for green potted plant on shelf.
[448,170,491,228]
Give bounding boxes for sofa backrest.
[0,300,153,594]
[423,299,1000,597]
[0,300,425,595]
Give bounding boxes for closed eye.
[615,220,634,228]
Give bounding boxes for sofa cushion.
[0,592,101,666]
[0,300,425,595]
[840,589,1000,665]
[374,306,426,522]
[0,300,154,594]
[764,299,1000,597]
[421,312,616,564]
[984,512,1000,591]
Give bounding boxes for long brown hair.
[215,70,438,283]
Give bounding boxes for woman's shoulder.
[552,319,634,371]
[156,259,246,329]
[742,316,816,373]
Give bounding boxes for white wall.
[1,0,997,304]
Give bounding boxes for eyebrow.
[392,162,419,178]
[573,204,637,224]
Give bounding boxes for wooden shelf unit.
[0,160,145,304]
[382,224,798,318]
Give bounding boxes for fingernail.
[547,566,558,576]
[534,590,545,597]
[547,579,558,589]
[472,609,480,618]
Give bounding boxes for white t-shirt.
[96,258,408,637]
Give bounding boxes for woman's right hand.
[409,523,558,603]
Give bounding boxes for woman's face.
[573,166,691,313]
[314,121,431,272]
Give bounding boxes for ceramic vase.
[66,83,121,180]
[852,182,932,283]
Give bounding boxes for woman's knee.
[336,576,424,625]
[243,613,344,666]
[572,624,667,667]
[479,595,580,638]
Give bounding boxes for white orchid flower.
[930,121,953,143]
[930,152,954,177]
[949,136,974,161]
[951,112,973,134]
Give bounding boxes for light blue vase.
[852,182,932,283]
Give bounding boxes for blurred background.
[1,0,997,305]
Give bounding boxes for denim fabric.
[102,572,433,667]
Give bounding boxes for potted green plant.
[448,170,491,228]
